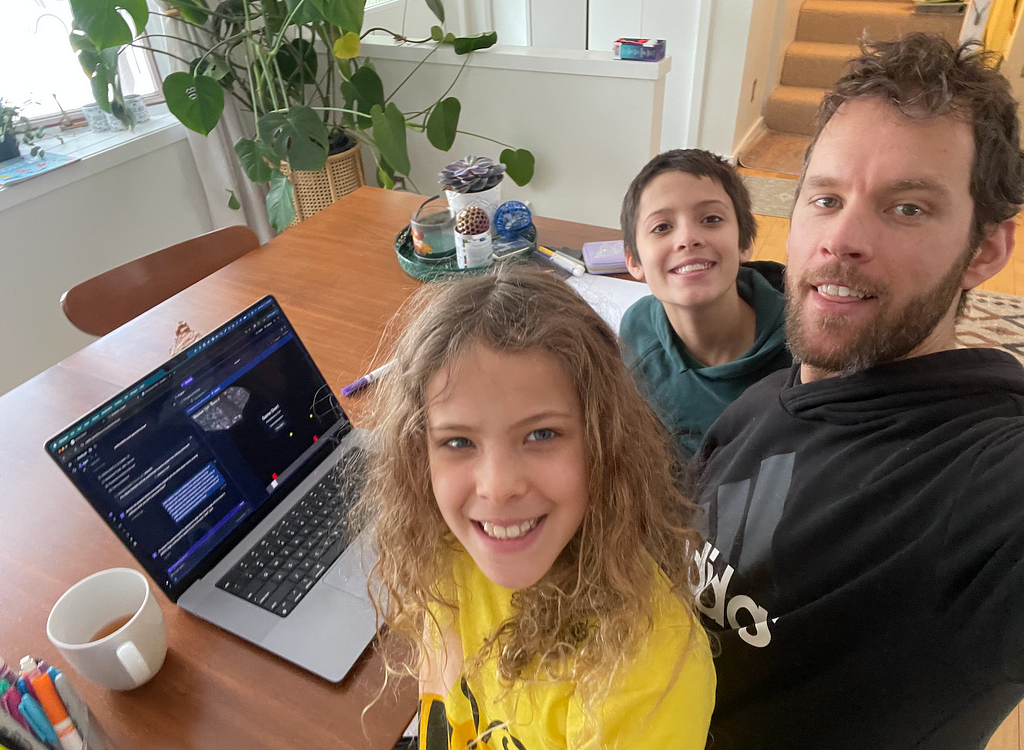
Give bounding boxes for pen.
[535,246,585,277]
[341,361,393,397]
[29,673,83,750]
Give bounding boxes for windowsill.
[0,103,187,214]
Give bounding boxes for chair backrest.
[61,225,261,337]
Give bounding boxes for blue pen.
[14,679,30,699]
[17,695,56,746]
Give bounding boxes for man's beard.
[785,250,974,376]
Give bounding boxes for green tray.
[394,224,537,282]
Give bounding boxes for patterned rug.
[956,290,1024,365]
[742,174,797,219]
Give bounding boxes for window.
[1,0,159,121]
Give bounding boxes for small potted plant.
[0,99,48,162]
[440,155,506,228]
[0,100,22,162]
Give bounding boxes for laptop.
[45,296,379,682]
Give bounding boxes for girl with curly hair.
[358,266,714,749]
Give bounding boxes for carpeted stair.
[741,0,963,174]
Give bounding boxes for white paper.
[565,273,652,334]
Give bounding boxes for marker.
[0,686,30,731]
[50,670,103,750]
[29,673,83,750]
[535,246,585,277]
[341,361,394,397]
[16,696,56,747]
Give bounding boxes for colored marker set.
[0,656,102,750]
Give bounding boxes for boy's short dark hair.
[803,32,1024,248]
[620,149,757,264]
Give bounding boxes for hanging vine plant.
[67,0,535,229]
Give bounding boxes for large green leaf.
[425,0,445,23]
[426,97,460,151]
[284,0,323,25]
[70,0,148,50]
[371,103,409,176]
[452,31,497,55]
[164,0,209,24]
[267,169,296,231]
[501,148,534,186]
[278,39,318,87]
[234,138,276,183]
[344,65,384,124]
[163,71,224,136]
[309,0,363,34]
[258,105,329,171]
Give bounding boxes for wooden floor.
[745,169,1023,750]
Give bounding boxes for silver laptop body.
[46,296,378,682]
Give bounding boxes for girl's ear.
[739,242,754,263]
[625,251,646,282]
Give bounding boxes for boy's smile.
[426,344,589,590]
[626,171,751,318]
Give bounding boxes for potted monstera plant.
[67,0,535,230]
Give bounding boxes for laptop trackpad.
[322,556,372,599]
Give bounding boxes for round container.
[455,230,493,269]
[410,196,456,263]
[125,94,150,123]
[82,103,112,133]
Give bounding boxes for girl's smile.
[426,344,589,590]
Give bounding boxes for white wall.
[360,39,670,228]
[0,138,213,395]
[733,0,783,153]
[589,0,701,153]
[588,0,787,158]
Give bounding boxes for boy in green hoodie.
[620,149,791,458]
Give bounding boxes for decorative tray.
[394,225,537,282]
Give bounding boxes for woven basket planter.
[288,140,365,226]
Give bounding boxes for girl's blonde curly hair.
[356,265,703,706]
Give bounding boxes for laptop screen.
[46,296,350,600]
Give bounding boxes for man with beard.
[695,33,1024,750]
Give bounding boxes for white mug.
[46,568,167,690]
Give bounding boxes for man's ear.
[962,218,1016,291]
[625,250,646,282]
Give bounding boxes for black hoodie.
[695,348,1024,750]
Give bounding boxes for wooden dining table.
[0,186,621,750]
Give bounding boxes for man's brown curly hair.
[801,32,1024,250]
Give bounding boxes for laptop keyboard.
[215,448,368,617]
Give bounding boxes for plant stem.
[270,0,306,54]
[195,30,249,72]
[359,27,431,43]
[309,106,367,118]
[436,51,471,102]
[126,43,191,67]
[142,33,208,50]
[385,43,439,103]
[455,130,515,149]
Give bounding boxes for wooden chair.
[61,225,260,336]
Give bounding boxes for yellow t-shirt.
[419,553,715,750]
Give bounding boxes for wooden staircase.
[740,0,964,174]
